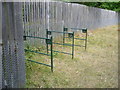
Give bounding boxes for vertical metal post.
[72,32,74,59]
[63,27,65,44]
[85,29,87,50]
[46,29,49,54]
[50,36,53,72]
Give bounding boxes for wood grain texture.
[2,2,25,88]
[0,2,2,89]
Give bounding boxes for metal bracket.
[64,28,68,32]
[82,28,87,33]
[23,36,27,40]
[68,33,74,38]
[47,31,52,35]
[46,39,51,44]
[0,43,3,46]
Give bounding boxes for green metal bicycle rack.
[63,27,88,50]
[46,29,75,59]
[24,35,54,72]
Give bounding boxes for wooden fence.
[1,1,119,88]
[2,2,25,88]
[0,2,2,89]
[23,1,119,46]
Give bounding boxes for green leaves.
[77,2,120,12]
[56,0,120,12]
[56,0,120,2]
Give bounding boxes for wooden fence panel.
[2,2,25,88]
[0,2,2,89]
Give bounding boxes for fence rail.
[23,1,119,46]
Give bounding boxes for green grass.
[25,25,118,88]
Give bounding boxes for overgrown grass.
[25,25,118,88]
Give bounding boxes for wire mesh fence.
[2,3,25,88]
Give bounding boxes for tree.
[57,0,120,12]
[76,2,120,12]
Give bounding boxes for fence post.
[14,2,26,88]
[50,36,53,72]
[63,27,65,44]
[2,2,25,88]
[72,32,74,59]
[0,2,2,89]
[46,29,49,54]
[85,29,87,50]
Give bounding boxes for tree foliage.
[73,2,120,12]
[57,0,120,12]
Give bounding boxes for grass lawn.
[25,25,118,88]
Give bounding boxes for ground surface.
[25,25,118,88]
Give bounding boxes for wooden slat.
[13,3,25,88]
[2,3,12,88]
[2,2,25,88]
[0,2,2,89]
